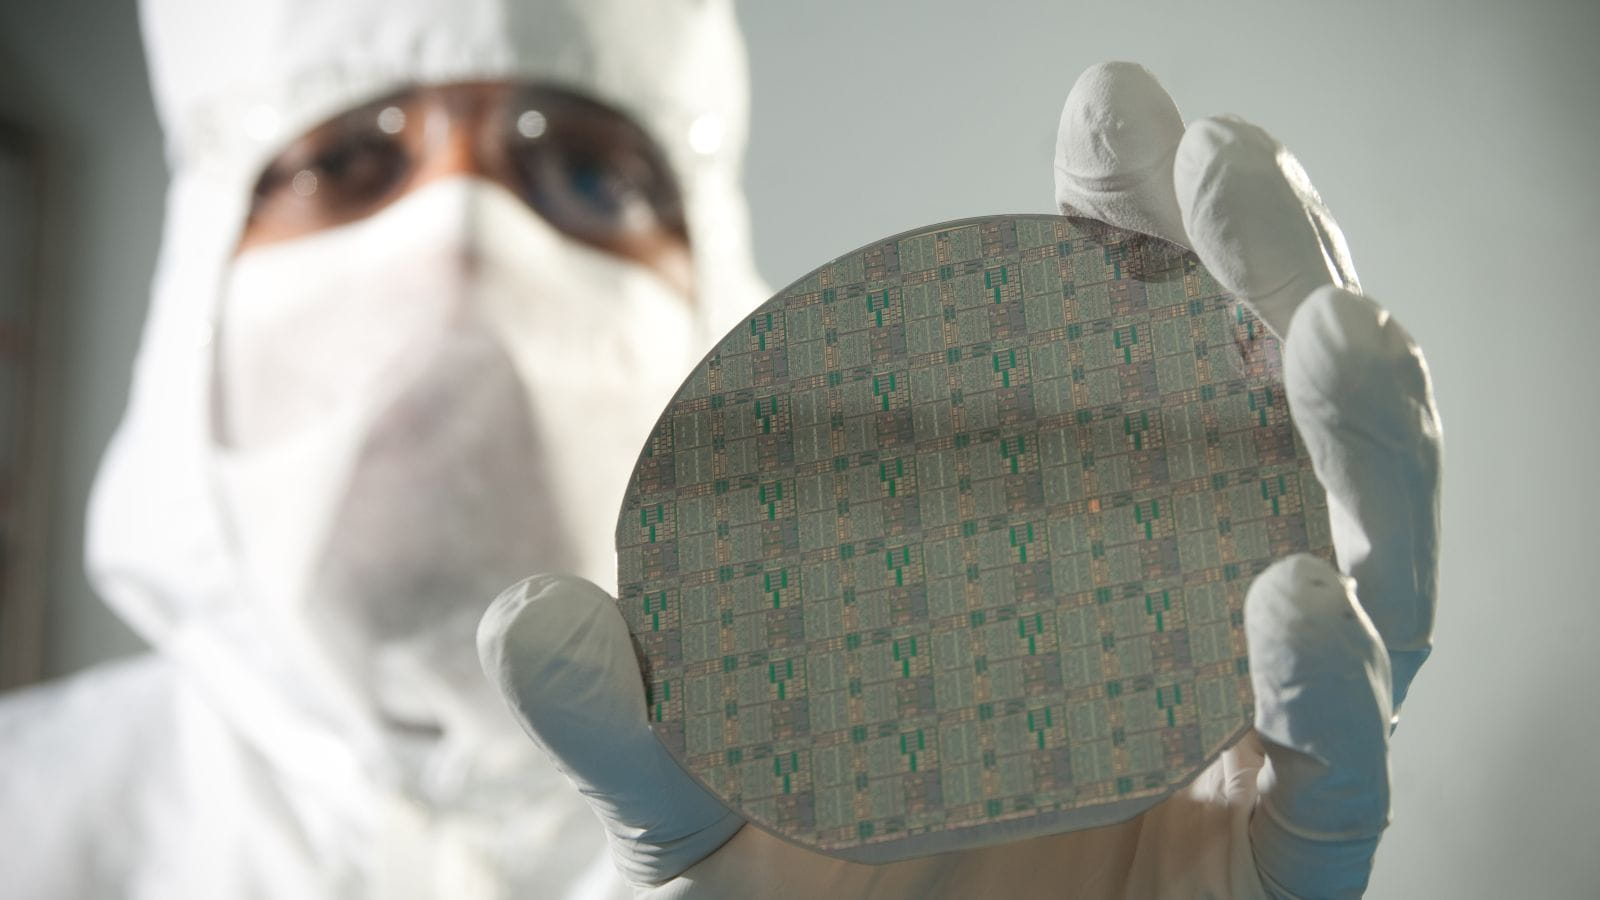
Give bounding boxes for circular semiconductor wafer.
[616,215,1332,862]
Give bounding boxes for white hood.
[89,0,767,803]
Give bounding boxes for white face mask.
[211,177,695,738]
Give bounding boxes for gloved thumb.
[477,574,744,886]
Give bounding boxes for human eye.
[244,97,416,239]
[506,89,688,256]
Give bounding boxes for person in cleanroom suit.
[0,0,1440,897]
[0,0,764,897]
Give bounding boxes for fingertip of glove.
[1246,554,1349,627]
[1245,554,1390,691]
[1246,555,1375,673]
[478,577,532,681]
[1064,61,1178,118]
[1056,60,1184,181]
[476,574,614,684]
[1173,115,1280,189]
[1172,115,1341,339]
[1062,61,1179,119]
[1054,61,1187,246]
[1283,286,1433,426]
[1286,286,1385,355]
[1173,115,1302,242]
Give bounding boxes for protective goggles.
[241,82,690,271]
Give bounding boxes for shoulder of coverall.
[0,654,192,892]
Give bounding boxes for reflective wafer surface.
[616,215,1332,860]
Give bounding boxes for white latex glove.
[479,62,1441,899]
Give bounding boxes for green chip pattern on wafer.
[616,215,1331,862]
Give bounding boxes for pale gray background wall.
[0,0,161,676]
[3,0,1597,896]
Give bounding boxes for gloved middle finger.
[1172,114,1362,341]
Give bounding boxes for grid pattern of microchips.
[617,215,1332,860]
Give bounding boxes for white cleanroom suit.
[0,0,765,897]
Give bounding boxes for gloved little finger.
[477,574,744,886]
[1246,554,1393,900]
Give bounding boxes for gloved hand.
[478,62,1441,899]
